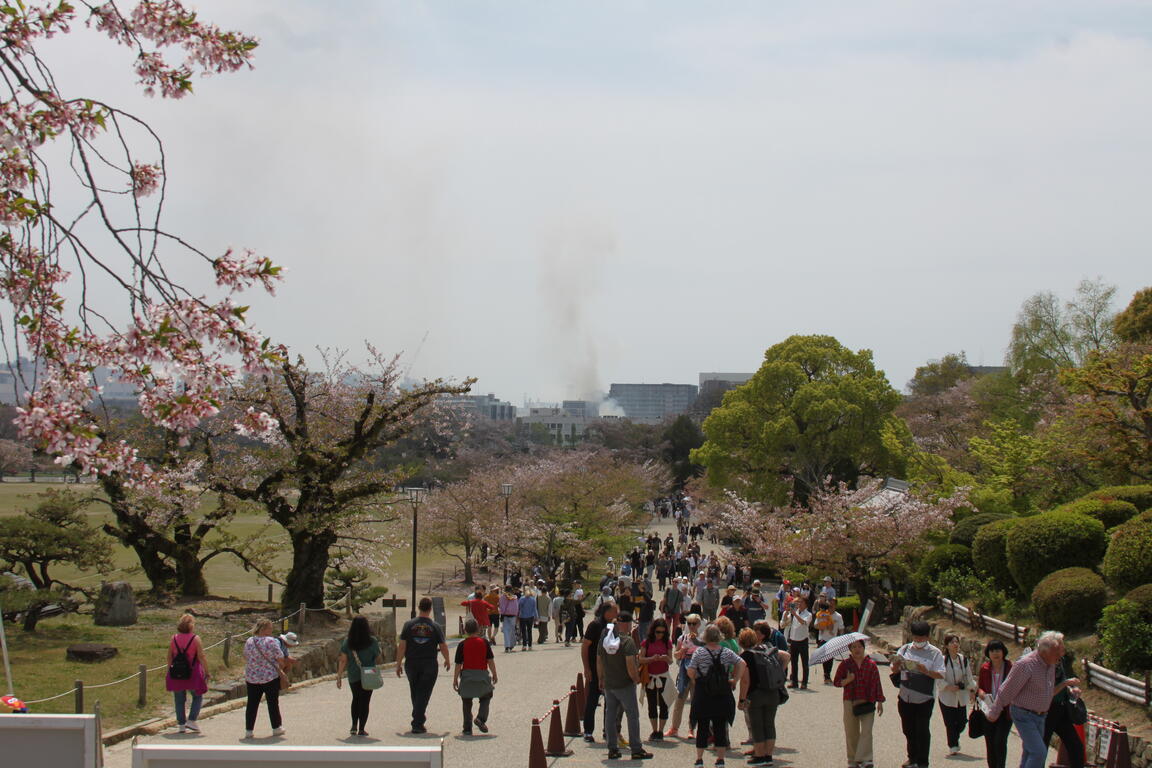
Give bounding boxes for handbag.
[350,647,383,690]
[852,701,876,717]
[1066,696,1087,725]
[968,708,986,739]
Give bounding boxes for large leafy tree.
[662,415,705,489]
[907,352,976,397]
[693,335,902,505]
[1114,287,1152,344]
[1006,278,1117,378]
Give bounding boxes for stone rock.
[66,643,119,662]
[93,581,138,626]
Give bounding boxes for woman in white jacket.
[936,633,976,756]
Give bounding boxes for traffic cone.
[529,718,547,768]
[576,672,587,710]
[546,701,573,757]
[564,687,582,736]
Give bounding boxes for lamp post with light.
[406,486,426,618]
[500,482,512,585]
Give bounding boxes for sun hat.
[279,632,299,647]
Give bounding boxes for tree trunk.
[281,529,337,611]
[104,523,179,596]
[22,603,44,632]
[174,551,209,597]
[463,557,474,585]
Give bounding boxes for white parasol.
[808,632,872,666]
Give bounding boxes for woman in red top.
[640,618,674,740]
[453,618,499,736]
[977,640,1013,768]
[833,638,885,768]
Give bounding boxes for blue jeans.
[173,688,203,725]
[1010,705,1048,768]
[501,616,517,649]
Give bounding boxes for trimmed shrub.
[1084,484,1152,513]
[950,513,1011,548]
[1005,512,1106,595]
[1031,567,1106,633]
[1102,511,1152,594]
[835,594,861,617]
[972,518,1020,592]
[1098,599,1152,675]
[1053,498,1139,529]
[1125,584,1152,618]
[916,544,972,600]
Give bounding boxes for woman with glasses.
[666,613,702,738]
[640,618,674,740]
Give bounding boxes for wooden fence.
[1084,660,1152,708]
[937,597,1030,645]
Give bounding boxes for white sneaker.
[185,721,201,733]
[948,746,961,756]
[244,730,254,739]
[272,726,286,736]
[178,724,186,734]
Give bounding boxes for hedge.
[1125,584,1152,618]
[1098,598,1152,675]
[1032,567,1107,633]
[916,544,972,601]
[1101,511,1152,594]
[972,518,1020,592]
[1084,484,1152,513]
[1052,498,1139,529]
[1005,512,1106,595]
[950,513,1011,548]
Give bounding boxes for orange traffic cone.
[529,718,547,768]
[546,701,574,757]
[576,672,587,711]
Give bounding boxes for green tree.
[693,335,902,504]
[1006,278,1117,378]
[662,415,705,489]
[1114,287,1152,344]
[967,419,1045,513]
[907,353,975,397]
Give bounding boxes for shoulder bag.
[350,645,383,690]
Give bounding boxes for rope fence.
[18,591,350,710]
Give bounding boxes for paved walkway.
[106,514,1026,767]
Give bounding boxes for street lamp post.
[406,487,426,619]
[500,482,512,585]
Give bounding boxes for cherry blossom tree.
[420,467,504,585]
[0,1,282,481]
[711,479,967,599]
[210,349,472,610]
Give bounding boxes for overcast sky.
[48,1,1152,403]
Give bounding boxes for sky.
[43,1,1152,404]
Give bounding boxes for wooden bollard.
[223,636,232,666]
[545,701,573,757]
[563,686,582,736]
[74,680,83,714]
[137,664,147,707]
[528,718,548,768]
[297,602,306,637]
[267,584,273,603]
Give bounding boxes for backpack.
[815,609,835,631]
[169,635,195,680]
[751,644,787,692]
[621,562,632,576]
[701,649,730,697]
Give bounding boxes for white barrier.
[0,713,102,767]
[130,743,443,768]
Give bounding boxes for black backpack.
[751,644,787,692]
[169,636,195,680]
[701,649,730,696]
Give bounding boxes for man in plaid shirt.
[834,638,886,768]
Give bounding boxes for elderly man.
[987,631,1079,768]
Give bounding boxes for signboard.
[431,597,446,632]
[857,599,876,635]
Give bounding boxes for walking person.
[636,581,657,642]
[976,641,1013,768]
[687,623,748,768]
[782,596,812,689]
[461,590,496,644]
[1043,652,1085,768]
[536,582,552,644]
[597,612,655,760]
[396,597,452,734]
[551,588,567,644]
[484,584,501,643]
[454,618,498,735]
[243,618,287,739]
[666,613,702,739]
[166,613,209,734]
[518,585,539,650]
[737,627,787,766]
[498,586,519,653]
[938,633,975,756]
[336,615,382,736]
[892,620,946,768]
[582,602,619,742]
[834,637,886,768]
[639,618,674,741]
[815,598,845,684]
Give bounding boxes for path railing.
[19,591,351,712]
[1083,659,1152,708]
[937,596,1030,645]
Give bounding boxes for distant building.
[689,372,756,421]
[561,400,600,420]
[0,358,138,407]
[519,406,592,445]
[606,383,698,424]
[442,393,516,421]
[966,365,1008,377]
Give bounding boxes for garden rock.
[66,643,119,662]
[94,581,138,626]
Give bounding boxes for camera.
[956,682,966,690]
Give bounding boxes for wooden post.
[137,664,147,707]
[345,592,353,619]
[74,680,83,714]
[297,602,306,637]
[1144,671,1150,708]
[223,636,232,666]
[267,584,273,603]
[1082,659,1092,689]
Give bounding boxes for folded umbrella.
[808,632,872,666]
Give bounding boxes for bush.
[916,544,972,601]
[931,567,983,602]
[1053,498,1139,529]
[967,486,1016,517]
[1124,584,1152,617]
[1084,484,1152,513]
[1097,599,1152,675]
[1101,511,1152,594]
[1031,567,1107,633]
[972,518,1020,592]
[950,513,1011,548]
[1005,513,1106,595]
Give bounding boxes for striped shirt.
[988,650,1055,720]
